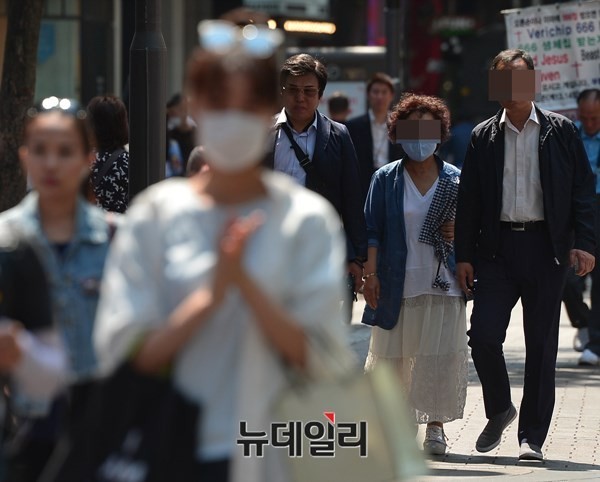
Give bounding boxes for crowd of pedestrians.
[0,10,599,481]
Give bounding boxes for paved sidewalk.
[348,298,600,481]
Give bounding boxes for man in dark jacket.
[455,49,595,461]
[346,72,397,200]
[265,53,367,310]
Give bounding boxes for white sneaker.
[578,348,600,366]
[573,328,589,352]
[423,425,447,455]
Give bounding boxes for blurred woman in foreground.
[94,21,349,482]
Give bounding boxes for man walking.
[575,89,600,365]
[346,73,396,200]
[455,49,595,461]
[266,54,367,305]
[562,89,600,354]
[327,92,351,123]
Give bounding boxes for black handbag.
[41,363,200,482]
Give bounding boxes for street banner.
[503,0,600,112]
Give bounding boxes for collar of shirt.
[19,192,109,245]
[276,108,318,134]
[368,108,387,127]
[500,102,539,133]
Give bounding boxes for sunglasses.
[197,20,283,59]
[281,86,320,99]
[27,96,87,119]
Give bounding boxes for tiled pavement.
[348,298,600,481]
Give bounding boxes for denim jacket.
[361,157,460,329]
[0,193,110,380]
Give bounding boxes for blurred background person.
[438,113,476,170]
[86,95,130,213]
[362,94,467,456]
[186,145,208,177]
[165,129,184,177]
[0,97,111,480]
[167,93,196,171]
[327,91,351,123]
[94,20,350,482]
[0,229,67,481]
[346,72,396,201]
[575,88,600,365]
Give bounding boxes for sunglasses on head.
[197,20,283,59]
[27,96,87,119]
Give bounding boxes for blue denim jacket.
[361,157,460,329]
[0,193,110,379]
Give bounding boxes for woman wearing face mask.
[93,21,349,482]
[0,98,111,480]
[362,93,468,456]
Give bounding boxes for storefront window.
[35,0,81,102]
[66,0,81,16]
[35,19,81,101]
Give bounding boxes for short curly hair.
[388,93,451,143]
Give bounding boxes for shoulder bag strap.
[93,148,125,189]
[279,123,327,190]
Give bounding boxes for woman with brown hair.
[362,93,468,455]
[93,21,350,482]
[0,97,110,480]
[86,95,129,213]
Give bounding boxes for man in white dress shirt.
[346,73,396,200]
[265,54,367,312]
[455,49,596,461]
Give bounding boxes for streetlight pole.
[129,0,166,199]
[385,0,408,95]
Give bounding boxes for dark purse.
[41,362,200,482]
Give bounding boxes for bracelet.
[362,272,377,280]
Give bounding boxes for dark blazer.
[455,106,596,265]
[266,111,368,262]
[346,113,396,201]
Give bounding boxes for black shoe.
[475,404,517,453]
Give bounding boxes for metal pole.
[129,0,167,199]
[385,0,408,94]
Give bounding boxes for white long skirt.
[365,294,468,424]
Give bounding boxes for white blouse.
[402,171,461,298]
[93,171,349,482]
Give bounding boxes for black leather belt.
[500,221,546,232]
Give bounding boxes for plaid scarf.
[418,174,460,291]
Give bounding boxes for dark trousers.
[586,197,600,355]
[468,229,567,447]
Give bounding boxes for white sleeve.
[11,328,68,400]
[285,199,356,374]
[93,196,165,375]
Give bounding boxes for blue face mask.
[399,140,438,162]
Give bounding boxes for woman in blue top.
[362,94,468,456]
[0,98,111,480]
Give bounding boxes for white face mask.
[399,140,438,162]
[197,110,270,173]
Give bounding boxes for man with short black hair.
[328,92,351,123]
[455,49,596,461]
[266,53,367,313]
[346,72,396,199]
